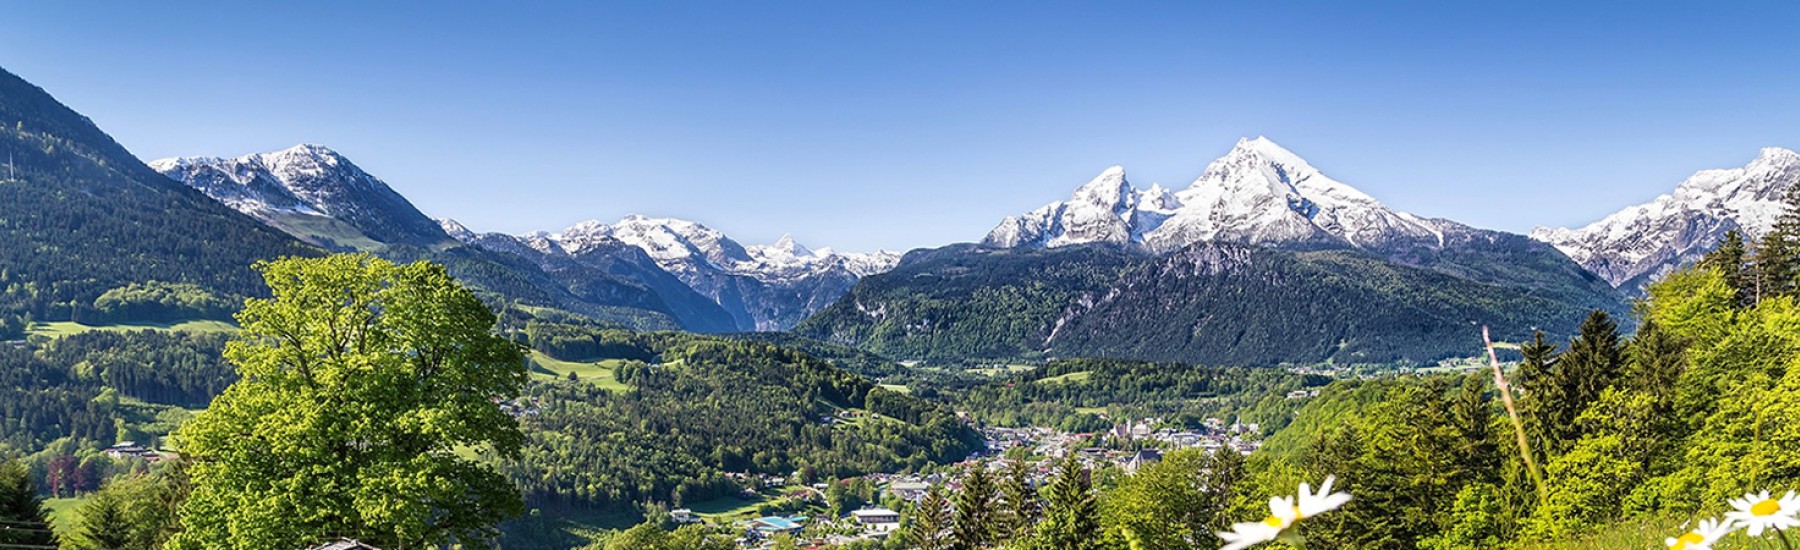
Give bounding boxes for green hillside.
[0,67,316,325]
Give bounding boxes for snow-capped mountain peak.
[983,136,1447,253]
[1531,146,1800,291]
[437,218,476,241]
[152,144,449,246]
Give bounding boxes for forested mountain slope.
[0,66,315,323]
[799,241,1627,365]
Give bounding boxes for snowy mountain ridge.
[151,144,451,247]
[438,215,900,331]
[541,215,900,283]
[1530,147,1800,291]
[984,137,1454,254]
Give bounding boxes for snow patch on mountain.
[984,137,1450,253]
[1531,147,1800,290]
[152,144,448,246]
[542,216,899,283]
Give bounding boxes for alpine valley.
[5,57,1800,550]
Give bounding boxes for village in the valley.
[706,411,1277,549]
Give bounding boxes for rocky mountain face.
[799,137,1632,364]
[1532,147,1800,293]
[151,145,453,249]
[983,137,1619,302]
[468,216,901,332]
[153,142,898,333]
[985,137,1454,254]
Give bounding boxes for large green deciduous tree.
[168,254,528,549]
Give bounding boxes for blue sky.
[3,1,1796,252]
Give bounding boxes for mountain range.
[0,67,314,323]
[801,138,1633,364]
[4,60,1794,365]
[1532,147,1800,293]
[151,145,899,332]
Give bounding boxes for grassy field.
[44,496,86,532]
[1037,370,1093,385]
[970,364,1036,377]
[527,352,631,391]
[877,383,911,394]
[688,494,769,521]
[29,319,238,338]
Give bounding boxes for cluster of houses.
[101,441,165,461]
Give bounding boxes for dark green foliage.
[0,67,315,322]
[995,460,1039,540]
[723,331,909,378]
[0,329,228,453]
[1755,183,1800,299]
[795,244,1141,360]
[376,243,686,331]
[503,328,982,511]
[800,241,1627,365]
[39,330,236,408]
[1519,310,1624,456]
[1699,229,1751,305]
[909,484,952,550]
[88,281,236,324]
[0,460,55,547]
[954,358,1321,435]
[1033,455,1100,550]
[952,466,996,548]
[0,314,24,340]
[1050,243,1627,365]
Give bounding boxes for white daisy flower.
[1297,475,1353,518]
[1216,477,1351,550]
[1726,490,1800,537]
[1663,517,1737,550]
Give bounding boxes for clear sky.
[3,1,1796,252]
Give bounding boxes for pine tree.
[1034,455,1099,550]
[1451,372,1499,477]
[70,491,132,550]
[908,484,952,550]
[1626,319,1685,410]
[1528,310,1625,456]
[995,460,1039,540]
[1514,331,1563,459]
[1755,183,1800,299]
[1700,229,1751,305]
[953,465,997,549]
[0,460,55,547]
[1564,311,1625,409]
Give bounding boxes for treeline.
[0,329,226,457]
[1047,244,1621,365]
[1207,214,1800,547]
[953,358,1325,434]
[502,324,985,511]
[794,244,1141,360]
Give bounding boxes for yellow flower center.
[1752,498,1782,517]
[1669,531,1704,549]
[1262,516,1283,528]
[1293,505,1306,521]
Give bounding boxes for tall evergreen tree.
[908,484,953,550]
[995,460,1040,541]
[953,465,997,549]
[1514,331,1563,459]
[69,491,132,550]
[1034,455,1099,550]
[1451,372,1500,478]
[1755,183,1800,299]
[1563,311,1626,409]
[1700,229,1751,305]
[0,460,55,547]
